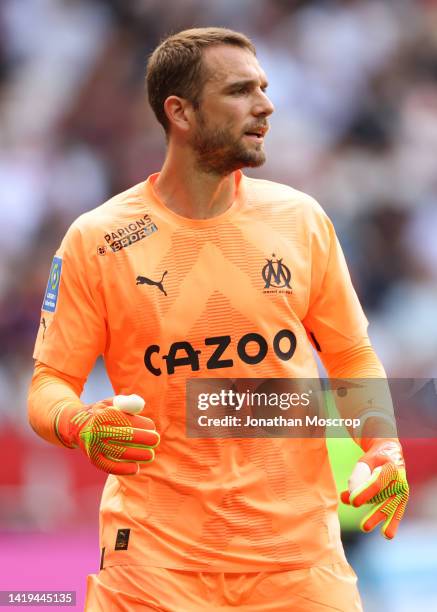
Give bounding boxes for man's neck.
[154,146,237,220]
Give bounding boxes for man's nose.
[253,91,275,117]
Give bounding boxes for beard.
[191,111,267,176]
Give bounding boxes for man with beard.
[29,28,408,611]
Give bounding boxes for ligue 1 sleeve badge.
[42,256,63,312]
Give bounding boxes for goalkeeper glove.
[341,439,409,539]
[55,394,159,476]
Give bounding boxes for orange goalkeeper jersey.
[33,171,368,571]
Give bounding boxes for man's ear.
[163,96,195,133]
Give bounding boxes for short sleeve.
[302,207,368,353]
[33,220,107,378]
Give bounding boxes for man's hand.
[341,440,409,539]
[56,394,160,475]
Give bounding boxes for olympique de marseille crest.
[262,255,292,294]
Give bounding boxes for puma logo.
[136,271,168,296]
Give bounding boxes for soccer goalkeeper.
[28,27,408,611]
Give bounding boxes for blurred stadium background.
[0,0,436,610]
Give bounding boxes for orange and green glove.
[55,394,160,476]
[341,439,409,539]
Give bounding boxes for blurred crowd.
[0,0,436,569]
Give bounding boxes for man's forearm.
[322,339,398,447]
[28,361,85,447]
[321,338,385,378]
[359,416,399,451]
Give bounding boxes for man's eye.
[233,87,249,95]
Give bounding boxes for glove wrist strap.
[361,439,404,471]
[55,402,89,448]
